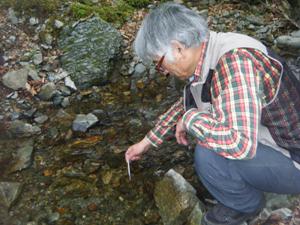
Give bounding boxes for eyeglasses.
[155,55,169,77]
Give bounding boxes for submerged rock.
[59,16,122,89]
[38,82,56,101]
[7,120,41,138]
[72,113,99,132]
[0,181,22,208]
[154,169,204,225]
[9,139,34,172]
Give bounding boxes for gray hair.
[134,2,208,64]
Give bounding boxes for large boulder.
[58,17,122,89]
[154,169,204,225]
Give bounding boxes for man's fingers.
[176,131,188,145]
[181,135,188,146]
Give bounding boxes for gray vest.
[184,31,300,169]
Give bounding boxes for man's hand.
[125,137,151,162]
[176,118,188,146]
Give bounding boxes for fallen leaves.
[69,135,103,148]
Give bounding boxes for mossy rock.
[58,16,122,89]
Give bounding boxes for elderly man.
[125,2,300,225]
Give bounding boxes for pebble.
[6,91,18,99]
[291,30,300,37]
[10,112,20,120]
[34,115,48,124]
[23,108,37,119]
[64,76,77,91]
[8,35,16,43]
[54,20,64,29]
[38,82,57,101]
[29,17,39,26]
[61,97,70,108]
[8,8,18,24]
[33,52,43,65]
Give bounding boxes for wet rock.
[9,139,34,172]
[48,212,60,223]
[64,76,77,91]
[52,95,64,106]
[44,33,53,45]
[56,109,72,118]
[92,109,107,119]
[249,208,271,225]
[83,159,101,174]
[133,63,147,77]
[17,100,32,110]
[101,170,113,185]
[275,35,300,49]
[265,193,298,210]
[291,30,300,37]
[154,169,204,225]
[61,97,70,108]
[58,85,72,96]
[246,15,264,26]
[46,127,59,140]
[29,17,39,26]
[2,68,28,90]
[8,8,18,25]
[8,120,41,138]
[23,108,37,119]
[38,82,56,101]
[27,67,40,80]
[72,113,99,132]
[54,20,64,29]
[6,91,18,99]
[34,115,48,124]
[33,51,43,65]
[270,208,293,220]
[59,16,122,89]
[0,181,22,208]
[48,70,68,82]
[10,112,20,120]
[8,35,16,44]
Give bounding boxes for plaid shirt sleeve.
[182,50,261,159]
[146,97,185,147]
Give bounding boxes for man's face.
[154,42,200,80]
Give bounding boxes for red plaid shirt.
[146,46,282,160]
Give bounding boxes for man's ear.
[171,40,185,60]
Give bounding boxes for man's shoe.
[201,203,262,225]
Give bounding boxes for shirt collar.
[193,41,208,81]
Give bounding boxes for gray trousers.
[194,143,300,213]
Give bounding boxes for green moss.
[70,1,134,26]
[96,1,134,24]
[124,0,151,8]
[70,2,93,19]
